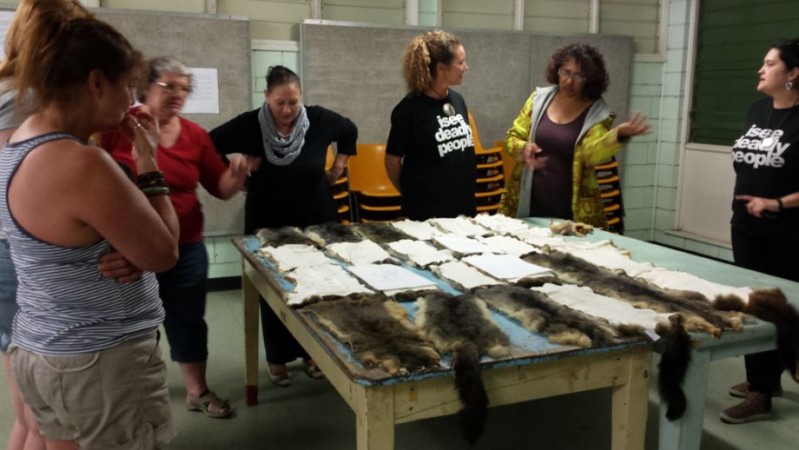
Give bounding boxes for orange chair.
[475,158,503,180]
[476,187,504,208]
[496,141,518,186]
[348,143,403,222]
[468,112,501,155]
[595,156,624,233]
[469,113,505,214]
[475,173,504,193]
[325,146,353,223]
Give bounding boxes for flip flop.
[186,389,233,419]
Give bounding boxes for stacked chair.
[468,113,504,214]
[325,146,354,223]
[499,140,517,187]
[346,143,403,222]
[595,157,624,233]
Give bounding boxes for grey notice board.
[97,9,252,236]
[300,20,634,148]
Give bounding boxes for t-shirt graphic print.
[434,112,475,158]
[731,98,799,234]
[386,90,478,220]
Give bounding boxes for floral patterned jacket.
[499,85,625,228]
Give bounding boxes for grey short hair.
[137,56,193,102]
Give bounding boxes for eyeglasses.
[557,69,586,83]
[155,81,192,95]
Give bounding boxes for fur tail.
[746,289,799,382]
[655,315,692,421]
[453,342,488,444]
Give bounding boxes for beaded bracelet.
[136,171,166,189]
[141,186,170,197]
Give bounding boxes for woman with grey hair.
[102,56,260,418]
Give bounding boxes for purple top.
[530,107,589,219]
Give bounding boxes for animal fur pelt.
[303,296,440,375]
[392,289,443,302]
[473,285,641,348]
[745,288,799,382]
[350,222,413,244]
[415,292,511,444]
[255,226,315,247]
[516,275,563,288]
[304,222,362,246]
[655,314,692,421]
[523,251,744,336]
[549,220,594,237]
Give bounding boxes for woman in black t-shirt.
[385,31,476,220]
[722,38,799,425]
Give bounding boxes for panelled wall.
[61,0,668,276]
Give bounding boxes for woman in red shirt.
[102,56,259,419]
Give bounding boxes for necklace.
[430,85,448,99]
[426,85,454,116]
[763,98,799,148]
[436,88,455,116]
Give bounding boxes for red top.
[102,110,228,244]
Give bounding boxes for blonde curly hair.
[401,30,461,94]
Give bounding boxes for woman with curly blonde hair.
[385,31,476,220]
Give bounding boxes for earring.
[787,80,794,90]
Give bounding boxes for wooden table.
[524,218,799,450]
[234,236,652,450]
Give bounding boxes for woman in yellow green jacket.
[499,44,649,227]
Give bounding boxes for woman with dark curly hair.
[499,43,649,226]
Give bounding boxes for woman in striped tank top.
[0,15,179,450]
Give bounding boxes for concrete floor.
[2,289,799,449]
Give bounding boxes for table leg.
[354,385,395,450]
[611,346,652,450]
[242,265,260,406]
[657,349,711,450]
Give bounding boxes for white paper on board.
[462,253,551,280]
[347,264,437,291]
[183,67,219,114]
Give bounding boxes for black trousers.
[731,226,799,394]
[259,299,310,365]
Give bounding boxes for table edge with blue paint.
[233,234,652,450]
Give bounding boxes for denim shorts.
[0,239,18,353]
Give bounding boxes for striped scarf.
[258,102,309,166]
